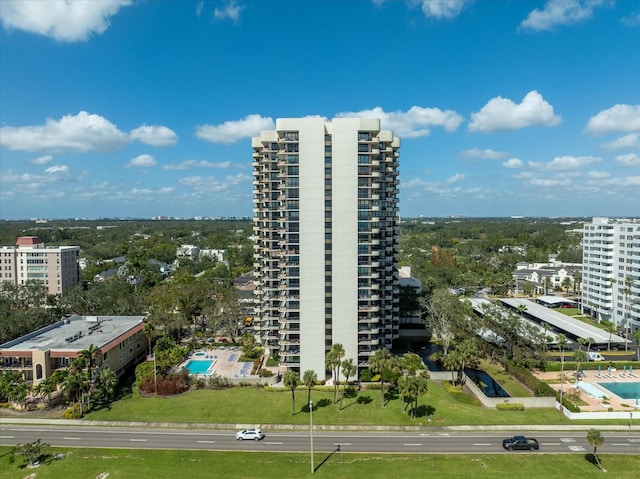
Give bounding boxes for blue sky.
[1,0,639,220]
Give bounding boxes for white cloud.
[401,178,429,189]
[469,91,561,133]
[586,104,640,135]
[163,160,231,170]
[130,125,178,147]
[115,186,176,201]
[196,114,274,144]
[126,154,156,168]
[178,173,250,192]
[0,0,131,42]
[621,11,640,26]
[461,148,506,159]
[528,155,601,171]
[599,133,640,150]
[413,0,471,19]
[614,153,640,167]
[1,164,74,186]
[445,173,465,184]
[213,0,243,23]
[527,178,572,187]
[337,106,462,138]
[31,155,53,165]
[196,1,204,17]
[503,158,524,169]
[0,111,129,152]
[520,0,606,32]
[586,170,611,179]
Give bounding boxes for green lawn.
[83,382,568,427]
[3,447,639,479]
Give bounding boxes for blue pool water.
[184,359,215,374]
[597,382,640,400]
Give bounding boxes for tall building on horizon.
[582,217,640,334]
[251,118,400,378]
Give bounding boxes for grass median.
[3,447,640,479]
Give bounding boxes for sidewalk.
[2,417,638,432]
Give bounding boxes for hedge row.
[496,403,524,411]
[543,360,640,372]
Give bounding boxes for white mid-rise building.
[252,118,400,378]
[582,217,640,332]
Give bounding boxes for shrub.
[140,371,189,396]
[359,369,373,382]
[208,376,232,390]
[62,403,83,419]
[496,403,525,411]
[258,368,274,377]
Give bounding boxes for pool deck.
[535,367,640,411]
[182,347,269,380]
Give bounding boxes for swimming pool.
[184,359,216,375]
[194,352,206,357]
[597,382,640,400]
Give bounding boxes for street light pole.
[309,400,314,474]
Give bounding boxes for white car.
[236,428,265,441]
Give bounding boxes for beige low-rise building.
[0,314,148,384]
[0,236,80,295]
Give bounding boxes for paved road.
[1,424,639,454]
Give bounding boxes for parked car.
[502,435,539,451]
[236,428,265,441]
[588,352,605,361]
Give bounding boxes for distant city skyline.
[1,0,639,220]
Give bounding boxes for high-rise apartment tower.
[252,118,400,378]
[582,217,639,334]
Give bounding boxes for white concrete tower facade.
[252,118,400,378]
[582,217,640,332]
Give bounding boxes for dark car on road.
[502,435,539,451]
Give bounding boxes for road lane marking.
[473,443,491,446]
[561,438,575,443]
[612,443,630,446]
[129,439,147,442]
[197,440,216,444]
[569,446,585,451]
[0,435,15,439]
[63,437,81,440]
[542,443,560,446]
[404,443,422,446]
[265,442,283,445]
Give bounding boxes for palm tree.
[339,358,356,410]
[283,370,300,415]
[326,343,345,403]
[632,328,640,362]
[557,334,567,407]
[621,276,635,352]
[517,304,527,318]
[142,321,156,355]
[586,337,595,355]
[586,428,605,471]
[577,338,586,351]
[573,349,587,382]
[604,322,617,351]
[95,369,118,404]
[302,369,317,407]
[369,348,391,407]
[78,344,101,400]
